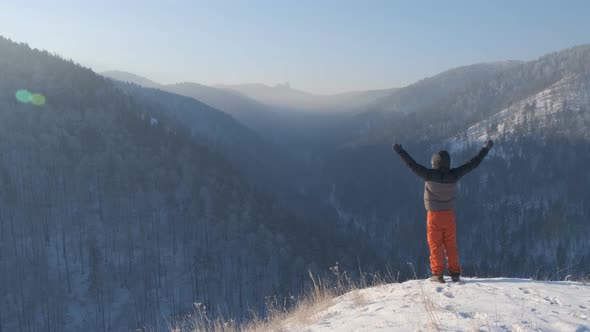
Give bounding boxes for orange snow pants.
[426,210,461,275]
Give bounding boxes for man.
[393,140,493,283]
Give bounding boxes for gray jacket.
[396,147,490,211]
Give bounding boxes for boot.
[450,272,461,283]
[429,274,445,283]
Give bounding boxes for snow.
[291,278,590,332]
[447,74,590,153]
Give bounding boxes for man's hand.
[483,139,494,150]
[393,143,403,153]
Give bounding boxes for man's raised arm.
[393,144,430,180]
[452,139,493,179]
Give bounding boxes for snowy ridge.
[448,74,590,152]
[290,278,590,332]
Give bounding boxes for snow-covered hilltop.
[288,278,590,332]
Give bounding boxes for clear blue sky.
[1,1,589,94]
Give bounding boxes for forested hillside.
[0,37,378,331]
[101,44,590,282]
[321,45,590,279]
[3,34,590,331]
[112,81,301,194]
[348,45,590,144]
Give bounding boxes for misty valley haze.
[1,34,589,331]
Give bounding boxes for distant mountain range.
[102,71,274,130]
[101,71,397,114]
[216,82,398,112]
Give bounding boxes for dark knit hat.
[431,150,450,170]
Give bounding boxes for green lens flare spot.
[31,93,46,106]
[15,89,32,103]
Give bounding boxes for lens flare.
[15,90,46,106]
[16,89,32,103]
[31,93,46,106]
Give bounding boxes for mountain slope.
[112,81,300,193]
[317,44,590,280]
[448,73,590,148]
[0,36,379,331]
[371,61,523,114]
[349,45,590,145]
[101,71,286,134]
[163,81,277,131]
[101,70,162,88]
[288,278,590,331]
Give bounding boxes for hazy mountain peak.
[101,70,162,89]
[275,82,291,89]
